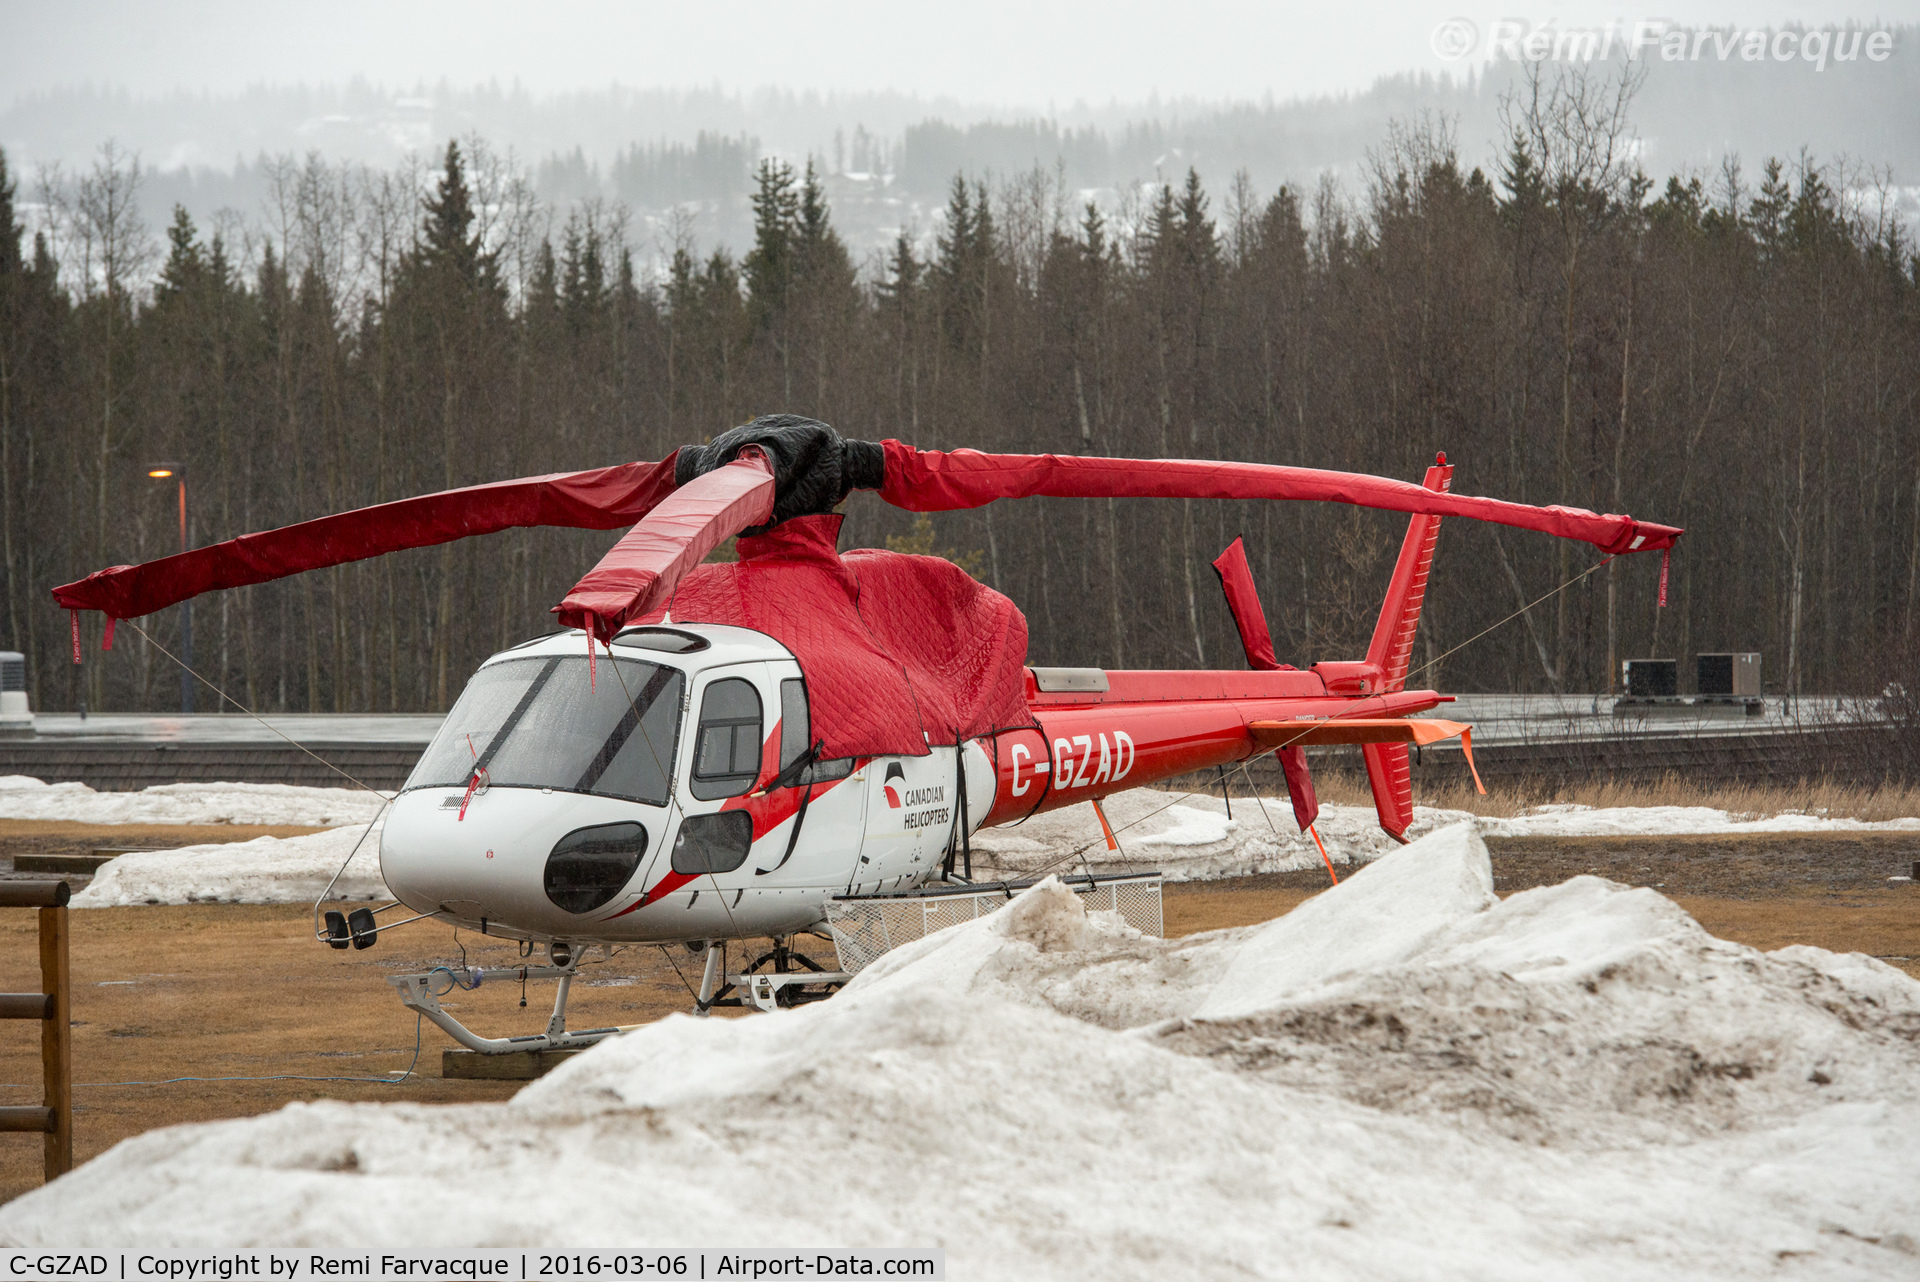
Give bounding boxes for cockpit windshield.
[406,656,684,806]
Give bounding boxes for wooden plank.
[40,905,71,1179]
[0,993,52,1019]
[15,853,124,873]
[0,882,70,908]
[441,1048,586,1081]
[0,1107,53,1134]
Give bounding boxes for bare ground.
[0,824,1913,1205]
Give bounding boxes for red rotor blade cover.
[877,442,1682,556]
[52,457,683,621]
[554,449,777,642]
[1210,537,1280,671]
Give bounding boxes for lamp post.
[146,464,191,714]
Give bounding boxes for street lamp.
[146,464,192,714]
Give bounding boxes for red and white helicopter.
[55,417,1680,1051]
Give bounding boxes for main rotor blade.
[51,457,681,620]
[874,443,1682,555]
[553,449,777,642]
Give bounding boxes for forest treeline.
[1,69,1916,714]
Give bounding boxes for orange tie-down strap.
[1247,718,1486,794]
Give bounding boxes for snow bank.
[10,824,1919,1278]
[967,788,1437,881]
[0,776,385,828]
[70,825,387,906]
[971,789,1920,882]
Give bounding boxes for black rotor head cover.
[675,415,885,533]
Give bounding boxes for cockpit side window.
[690,676,763,800]
[775,677,852,786]
[779,679,810,770]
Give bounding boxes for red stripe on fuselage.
[981,689,1444,827]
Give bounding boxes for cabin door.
[849,748,956,895]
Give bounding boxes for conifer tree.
[744,159,799,323]
[156,206,204,303]
[419,141,492,290]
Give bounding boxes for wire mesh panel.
[827,874,1163,975]
[1108,878,1164,938]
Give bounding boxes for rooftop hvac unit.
[1621,658,1677,699]
[0,651,30,734]
[1697,652,1761,697]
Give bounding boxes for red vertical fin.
[1362,742,1413,843]
[1277,745,1319,830]
[1365,455,1453,692]
[1210,537,1280,670]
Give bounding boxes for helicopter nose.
[379,788,663,932]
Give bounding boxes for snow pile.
[971,788,1920,882]
[967,789,1440,881]
[0,776,385,828]
[71,825,387,907]
[9,824,1919,1278]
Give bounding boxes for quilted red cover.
[639,514,1033,759]
[555,451,775,639]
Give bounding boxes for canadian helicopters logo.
[884,762,950,830]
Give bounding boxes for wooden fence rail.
[0,881,72,1182]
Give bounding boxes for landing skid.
[390,939,852,1055]
[387,963,629,1055]
[696,936,850,1015]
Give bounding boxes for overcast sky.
[3,0,1913,108]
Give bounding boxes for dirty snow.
[970,788,1920,882]
[6,823,1917,1277]
[70,824,387,907]
[0,776,386,828]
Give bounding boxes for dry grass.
[1305,773,1920,824]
